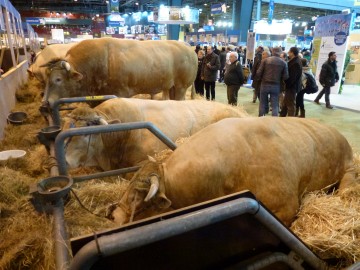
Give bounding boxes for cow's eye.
[55,78,62,83]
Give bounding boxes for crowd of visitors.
[193,43,338,115]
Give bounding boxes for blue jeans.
[259,85,280,116]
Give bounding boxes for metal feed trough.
[30,95,341,270]
[69,191,328,270]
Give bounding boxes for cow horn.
[61,61,71,71]
[144,174,159,202]
[99,118,108,125]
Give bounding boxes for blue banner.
[211,3,226,15]
[110,0,119,12]
[268,0,274,24]
[26,17,45,25]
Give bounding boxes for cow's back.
[95,98,247,165]
[66,38,197,98]
[163,117,353,225]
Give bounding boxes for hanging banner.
[268,0,274,24]
[312,13,353,94]
[154,6,199,24]
[211,3,226,15]
[110,0,119,13]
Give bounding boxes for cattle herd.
[27,37,359,226]
[4,37,359,267]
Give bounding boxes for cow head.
[40,59,83,106]
[63,107,114,170]
[110,157,172,225]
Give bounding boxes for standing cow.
[63,98,247,171]
[41,38,197,106]
[27,43,76,84]
[110,117,357,226]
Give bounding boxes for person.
[279,51,288,112]
[256,46,288,117]
[296,58,313,118]
[30,50,36,64]
[194,44,201,54]
[218,47,227,83]
[201,46,220,100]
[280,47,302,117]
[194,49,205,96]
[252,49,270,104]
[224,52,244,106]
[251,46,264,103]
[314,51,339,109]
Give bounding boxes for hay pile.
[1,78,359,269]
[291,154,360,268]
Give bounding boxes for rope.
[70,188,105,219]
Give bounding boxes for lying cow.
[63,98,247,171]
[41,38,197,106]
[110,117,357,226]
[28,43,76,83]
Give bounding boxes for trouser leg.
[204,81,211,100]
[210,81,216,100]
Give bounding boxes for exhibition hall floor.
[214,83,360,153]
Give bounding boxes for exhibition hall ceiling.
[9,0,360,24]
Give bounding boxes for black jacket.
[224,60,244,86]
[319,59,339,87]
[285,56,302,93]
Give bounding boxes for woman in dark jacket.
[224,52,244,106]
[194,49,205,96]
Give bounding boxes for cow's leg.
[162,88,170,100]
[338,166,358,190]
[168,86,176,100]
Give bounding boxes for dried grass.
[291,154,360,268]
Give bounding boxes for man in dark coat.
[201,46,220,100]
[224,52,244,106]
[251,46,264,103]
[314,51,339,109]
[280,47,302,117]
[218,47,227,82]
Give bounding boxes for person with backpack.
[314,51,339,109]
[296,58,318,118]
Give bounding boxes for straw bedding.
[0,78,359,269]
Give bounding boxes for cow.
[63,98,247,171]
[110,117,358,226]
[40,38,198,106]
[27,43,76,83]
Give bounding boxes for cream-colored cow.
[111,117,357,226]
[41,38,197,106]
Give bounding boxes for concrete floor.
[211,83,360,154]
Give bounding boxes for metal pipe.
[243,252,303,270]
[55,121,177,176]
[69,197,327,270]
[72,166,140,183]
[253,205,327,270]
[346,262,360,270]
[52,95,117,126]
[53,199,70,270]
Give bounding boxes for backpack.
[303,72,318,94]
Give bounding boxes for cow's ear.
[71,71,83,81]
[156,193,172,209]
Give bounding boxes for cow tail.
[191,82,195,100]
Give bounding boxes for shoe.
[314,100,320,105]
[252,99,256,103]
[326,105,333,109]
